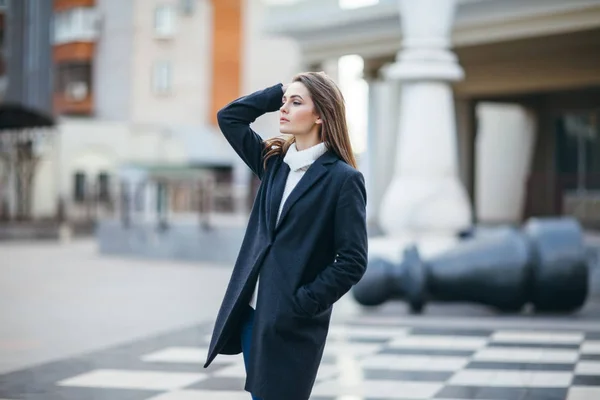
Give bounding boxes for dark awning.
[0,103,55,131]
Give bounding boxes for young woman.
[203,72,368,400]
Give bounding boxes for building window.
[97,172,110,202]
[73,171,86,202]
[557,111,600,191]
[56,62,92,100]
[152,61,172,95]
[53,7,99,45]
[154,5,176,38]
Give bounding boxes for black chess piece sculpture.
[353,218,589,314]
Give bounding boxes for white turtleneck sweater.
[249,141,328,309]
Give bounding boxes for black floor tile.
[585,331,600,340]
[488,342,580,350]
[185,376,246,391]
[378,347,475,357]
[433,385,482,399]
[477,387,567,400]
[409,327,493,337]
[516,388,568,400]
[472,387,529,400]
[580,354,600,361]
[434,386,568,400]
[327,336,391,344]
[465,361,575,371]
[362,368,453,381]
[573,375,600,386]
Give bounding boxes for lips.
[280,118,289,123]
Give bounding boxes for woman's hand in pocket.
[293,285,321,317]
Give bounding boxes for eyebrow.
[283,94,303,101]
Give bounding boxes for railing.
[525,173,600,229]
[63,177,253,231]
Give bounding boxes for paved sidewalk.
[2,308,600,399]
[2,239,600,399]
[0,240,233,375]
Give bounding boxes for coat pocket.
[293,285,322,318]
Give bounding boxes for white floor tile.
[581,341,600,355]
[141,347,208,364]
[315,364,340,380]
[575,361,600,375]
[530,371,573,387]
[324,342,382,357]
[312,379,444,399]
[213,362,247,378]
[56,369,206,391]
[388,335,488,350]
[146,390,249,400]
[360,354,468,371]
[212,358,337,380]
[567,386,600,400]
[449,370,572,388]
[473,347,579,363]
[491,330,584,344]
[328,325,409,340]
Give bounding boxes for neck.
[294,128,321,151]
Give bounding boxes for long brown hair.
[263,71,358,169]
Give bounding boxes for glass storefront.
[556,110,600,227]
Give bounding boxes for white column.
[475,103,537,224]
[364,68,400,224]
[321,58,340,82]
[378,0,471,235]
[370,0,472,261]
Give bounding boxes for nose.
[279,103,288,114]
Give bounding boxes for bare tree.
[14,139,38,219]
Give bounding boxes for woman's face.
[279,82,321,136]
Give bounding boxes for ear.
[316,118,323,125]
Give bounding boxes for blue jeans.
[241,305,263,400]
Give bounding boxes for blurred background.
[1,0,600,399]
[0,0,598,243]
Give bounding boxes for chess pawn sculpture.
[353,218,589,314]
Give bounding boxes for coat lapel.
[268,159,290,233]
[275,151,337,230]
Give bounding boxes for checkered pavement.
[2,318,600,399]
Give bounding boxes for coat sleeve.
[296,171,368,315]
[216,83,284,180]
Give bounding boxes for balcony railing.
[53,6,100,45]
[53,92,93,115]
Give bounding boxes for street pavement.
[0,240,234,375]
[1,239,600,399]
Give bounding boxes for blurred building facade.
[265,0,600,230]
[4,0,300,223]
[1,0,53,115]
[0,0,55,223]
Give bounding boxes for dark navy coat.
[204,83,368,400]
